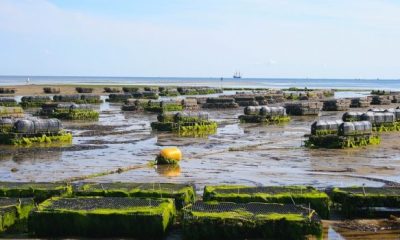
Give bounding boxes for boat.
[233,71,242,79]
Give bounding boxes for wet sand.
[1,84,123,95]
[1,90,400,239]
[1,93,399,187]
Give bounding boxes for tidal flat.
[1,86,400,239]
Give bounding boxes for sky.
[0,0,399,79]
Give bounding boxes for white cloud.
[0,0,399,78]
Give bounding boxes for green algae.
[203,185,330,219]
[0,182,72,203]
[49,109,99,121]
[0,198,35,234]
[182,201,323,240]
[0,107,23,117]
[305,135,381,149]
[0,102,19,107]
[238,115,291,124]
[19,102,46,108]
[329,187,400,218]
[151,121,217,137]
[28,197,176,238]
[0,132,73,146]
[372,122,400,132]
[144,104,183,113]
[73,182,195,209]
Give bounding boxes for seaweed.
[238,115,291,124]
[19,102,47,108]
[151,121,217,137]
[329,187,400,218]
[159,91,180,97]
[372,122,400,132]
[144,104,183,113]
[0,102,19,107]
[75,87,93,93]
[103,87,121,93]
[0,107,23,118]
[0,198,35,233]
[49,109,99,121]
[43,87,60,94]
[0,88,16,94]
[122,87,140,93]
[73,182,195,209]
[0,182,72,203]
[182,201,322,240]
[0,132,73,146]
[203,185,330,219]
[305,135,380,149]
[28,197,176,238]
[177,122,217,137]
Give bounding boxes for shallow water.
[1,92,399,188]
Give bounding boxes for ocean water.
[0,75,399,90]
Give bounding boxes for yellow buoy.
[157,147,182,165]
[160,147,182,161]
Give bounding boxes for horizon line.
[0,74,399,81]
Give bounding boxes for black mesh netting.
[0,198,20,207]
[75,182,189,193]
[0,182,65,190]
[0,198,33,215]
[185,201,320,221]
[338,187,400,195]
[46,197,164,211]
[0,205,16,215]
[213,186,316,195]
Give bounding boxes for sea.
[0,75,399,90]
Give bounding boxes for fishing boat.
[233,71,242,79]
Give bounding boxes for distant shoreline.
[0,76,397,91]
[0,84,373,96]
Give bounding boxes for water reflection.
[155,165,181,177]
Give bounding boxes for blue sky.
[0,0,399,78]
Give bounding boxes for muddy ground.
[1,92,400,239]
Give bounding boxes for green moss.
[182,202,323,240]
[372,122,400,132]
[0,107,23,117]
[144,104,183,113]
[0,182,72,203]
[0,132,72,146]
[49,109,99,121]
[0,207,18,233]
[0,102,19,107]
[159,92,180,97]
[151,120,218,137]
[0,126,13,134]
[0,198,35,233]
[305,135,380,149]
[371,90,390,95]
[73,183,195,209]
[19,102,46,108]
[177,122,217,137]
[203,185,330,219]
[73,99,103,104]
[329,187,400,218]
[28,197,176,238]
[239,115,291,124]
